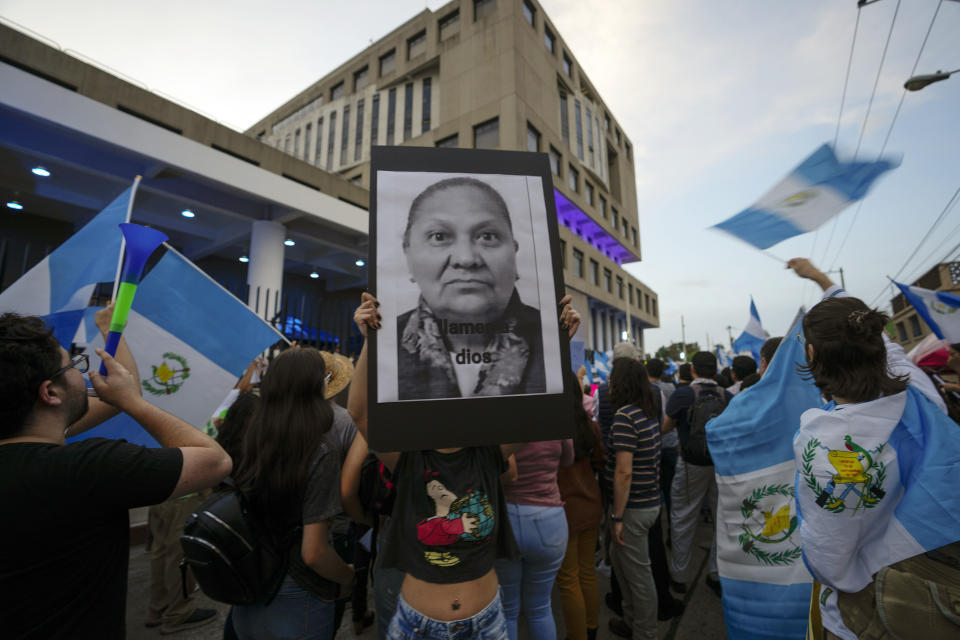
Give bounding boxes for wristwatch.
[610,514,623,522]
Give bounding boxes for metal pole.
[681,315,686,360]
[839,267,846,289]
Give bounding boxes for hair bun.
[846,308,886,340]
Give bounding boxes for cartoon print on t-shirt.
[417,470,495,567]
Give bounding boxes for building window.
[340,105,351,166]
[622,218,628,236]
[407,30,426,60]
[573,249,584,277]
[586,107,594,166]
[326,112,336,168]
[652,298,657,318]
[599,194,607,218]
[349,174,363,185]
[625,141,632,162]
[522,0,535,26]
[526,122,540,152]
[910,315,922,338]
[474,0,496,21]
[628,284,634,305]
[568,165,578,192]
[611,207,618,230]
[403,82,414,141]
[304,123,312,161]
[631,227,637,247]
[615,127,621,146]
[585,181,594,206]
[603,268,612,293]
[590,259,599,286]
[562,52,573,77]
[379,50,396,76]
[354,66,369,91]
[439,9,460,40]
[616,276,624,299]
[896,321,907,341]
[294,128,301,158]
[559,239,566,268]
[549,146,561,176]
[559,91,570,149]
[355,99,365,162]
[331,81,344,101]
[544,26,555,54]
[474,117,499,149]
[387,88,396,145]
[422,78,432,133]
[284,135,291,154]
[574,99,583,160]
[645,293,650,313]
[371,94,380,145]
[436,133,459,148]
[314,117,324,167]
[604,112,611,132]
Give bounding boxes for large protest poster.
[368,147,573,451]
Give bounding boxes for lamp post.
[904,68,959,92]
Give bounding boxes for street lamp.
[904,68,959,92]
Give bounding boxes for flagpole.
[762,250,786,264]
[110,175,142,302]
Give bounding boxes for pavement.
[125,515,726,640]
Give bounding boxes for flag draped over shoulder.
[73,249,284,447]
[894,281,960,343]
[707,309,822,640]
[712,143,898,250]
[733,298,767,363]
[793,385,960,637]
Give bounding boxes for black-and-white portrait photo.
[376,171,563,403]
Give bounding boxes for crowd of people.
[2,256,959,640]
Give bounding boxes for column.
[247,220,285,319]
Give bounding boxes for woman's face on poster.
[404,185,518,322]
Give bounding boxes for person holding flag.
[787,259,960,639]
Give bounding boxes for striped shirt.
[604,404,661,509]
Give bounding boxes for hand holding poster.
[368,147,572,451]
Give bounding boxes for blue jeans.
[232,576,336,640]
[374,565,405,639]
[495,503,568,640]
[386,590,508,640]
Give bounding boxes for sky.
[2,0,959,354]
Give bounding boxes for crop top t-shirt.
[380,446,518,583]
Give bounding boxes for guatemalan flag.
[591,350,612,384]
[715,345,733,369]
[712,143,898,250]
[665,357,678,376]
[733,298,767,363]
[894,281,960,342]
[73,248,285,446]
[707,309,822,640]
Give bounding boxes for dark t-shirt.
[380,446,518,583]
[0,438,182,639]
[665,381,733,465]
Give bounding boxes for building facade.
[889,261,960,352]
[246,0,659,353]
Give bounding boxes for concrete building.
[889,261,960,352]
[246,0,659,353]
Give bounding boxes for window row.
[563,245,656,317]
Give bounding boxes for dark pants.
[660,447,679,523]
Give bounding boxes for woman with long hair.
[789,258,960,640]
[230,347,355,640]
[557,370,605,640]
[604,358,662,640]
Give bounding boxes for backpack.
[680,384,727,466]
[179,480,297,606]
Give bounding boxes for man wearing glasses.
[0,307,233,639]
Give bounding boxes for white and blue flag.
[591,350,612,384]
[715,345,733,369]
[894,281,960,343]
[0,184,134,322]
[733,298,767,363]
[73,248,285,446]
[712,143,898,250]
[707,309,822,640]
[665,358,678,376]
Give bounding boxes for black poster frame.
[367,146,574,451]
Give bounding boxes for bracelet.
[610,514,623,522]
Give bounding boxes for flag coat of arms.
[733,298,767,364]
[894,281,960,343]
[707,309,822,640]
[712,143,898,250]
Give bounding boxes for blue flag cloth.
[733,298,767,363]
[665,358,678,376]
[894,281,960,343]
[708,309,822,640]
[591,350,611,384]
[715,345,733,369]
[70,249,284,447]
[0,185,134,317]
[712,143,899,250]
[570,340,586,376]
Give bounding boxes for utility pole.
[824,267,846,289]
[706,332,711,352]
[681,315,687,360]
[726,325,734,350]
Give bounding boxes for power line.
[834,6,863,148]
[826,0,945,271]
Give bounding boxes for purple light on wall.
[553,189,638,264]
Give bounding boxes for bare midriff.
[401,568,498,621]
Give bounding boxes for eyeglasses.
[50,353,89,380]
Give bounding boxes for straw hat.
[320,351,354,399]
